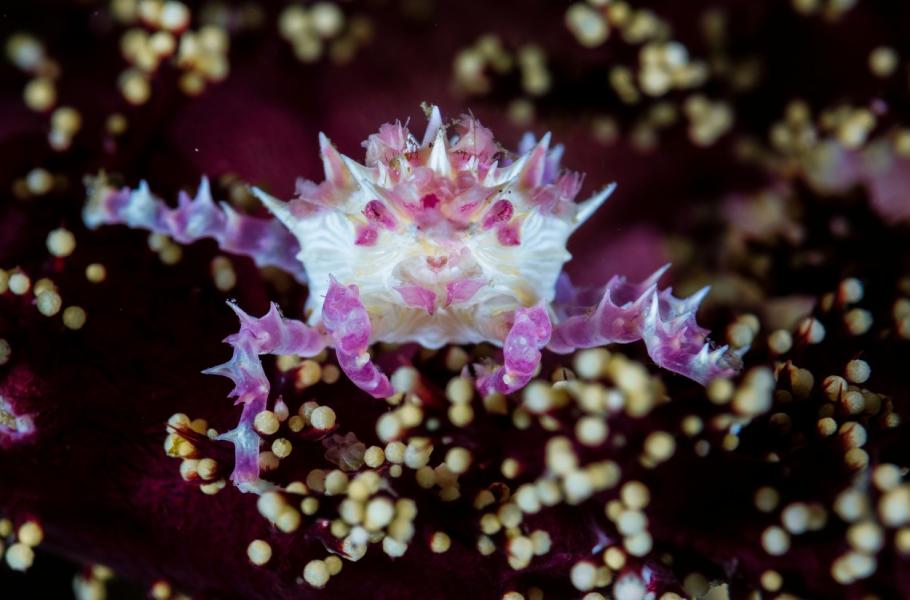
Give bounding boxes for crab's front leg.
[321,277,394,399]
[476,305,553,396]
[203,302,328,489]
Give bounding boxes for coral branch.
[84,177,308,282]
[477,305,552,396]
[548,265,738,384]
[202,302,327,488]
[321,277,393,398]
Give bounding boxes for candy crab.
[84,106,738,489]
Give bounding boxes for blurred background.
[1,0,910,598]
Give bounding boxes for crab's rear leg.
[202,302,328,490]
[548,265,739,385]
[321,277,394,399]
[84,176,307,282]
[476,305,552,396]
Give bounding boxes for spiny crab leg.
[321,277,394,399]
[548,264,738,385]
[477,305,552,396]
[84,176,307,283]
[202,302,328,489]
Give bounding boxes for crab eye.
[363,200,397,229]
[481,199,514,229]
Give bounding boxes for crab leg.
[548,265,738,385]
[84,177,307,282]
[202,302,328,489]
[321,277,394,399]
[477,305,552,396]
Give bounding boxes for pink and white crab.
[85,106,738,488]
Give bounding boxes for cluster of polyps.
[0,394,35,449]
[84,106,738,489]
